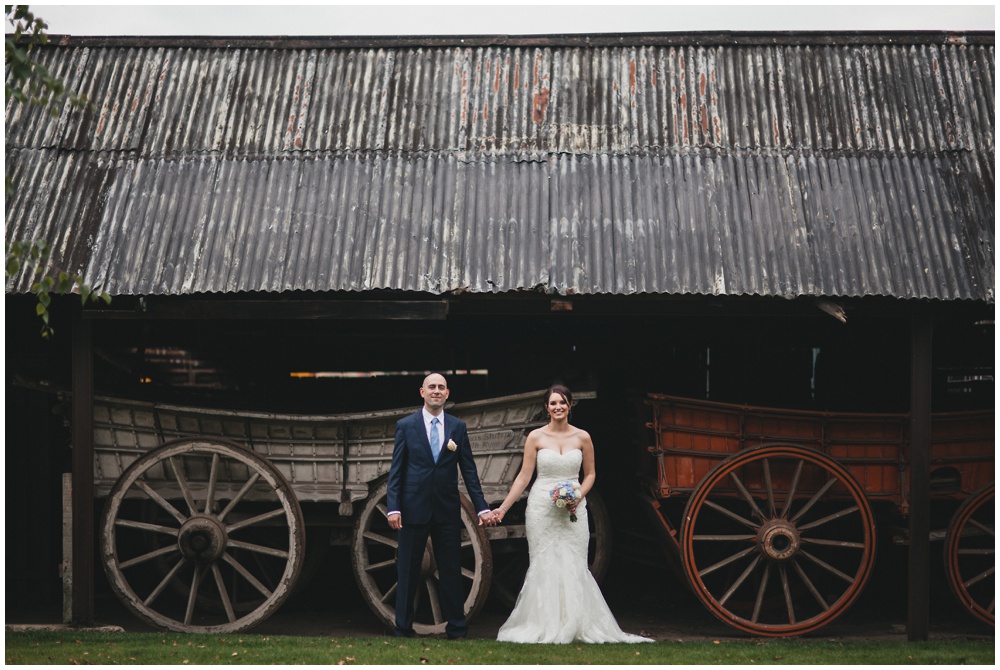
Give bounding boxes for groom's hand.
[388,513,402,530]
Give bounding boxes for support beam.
[71,317,95,625]
[907,315,932,641]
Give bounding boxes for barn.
[5,30,994,637]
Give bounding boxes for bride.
[490,385,653,644]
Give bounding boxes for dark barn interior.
[7,292,993,627]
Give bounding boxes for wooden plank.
[62,473,72,624]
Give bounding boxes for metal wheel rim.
[351,478,492,634]
[681,443,876,637]
[945,483,995,626]
[100,438,305,633]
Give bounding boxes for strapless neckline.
[538,449,582,457]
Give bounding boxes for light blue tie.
[430,417,441,462]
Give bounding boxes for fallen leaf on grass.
[419,658,428,664]
[713,640,720,644]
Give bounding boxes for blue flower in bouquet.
[549,480,581,522]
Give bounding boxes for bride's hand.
[494,506,508,524]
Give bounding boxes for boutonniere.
[446,439,458,452]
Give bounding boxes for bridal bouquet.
[550,480,581,522]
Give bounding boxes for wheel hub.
[757,519,800,562]
[178,514,228,562]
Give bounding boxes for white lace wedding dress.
[497,449,653,644]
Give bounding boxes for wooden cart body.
[645,394,994,636]
[92,391,543,509]
[90,389,603,634]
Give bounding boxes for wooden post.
[907,314,932,641]
[72,317,95,625]
[62,473,73,624]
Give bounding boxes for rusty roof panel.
[7,42,993,155]
[4,35,995,301]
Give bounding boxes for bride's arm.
[578,431,596,499]
[493,432,539,522]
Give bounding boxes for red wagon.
[644,394,994,637]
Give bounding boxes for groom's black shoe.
[393,629,416,638]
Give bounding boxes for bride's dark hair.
[545,384,573,409]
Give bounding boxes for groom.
[386,373,493,639]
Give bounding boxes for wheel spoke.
[791,477,838,523]
[184,564,204,625]
[460,566,476,580]
[227,538,289,559]
[799,548,855,583]
[119,544,179,570]
[693,534,756,541]
[729,471,767,522]
[205,453,220,515]
[424,578,443,624]
[211,563,237,624]
[963,565,995,589]
[217,472,262,523]
[751,564,771,624]
[798,505,860,532]
[375,502,389,518]
[364,558,396,572]
[381,582,398,604]
[135,480,188,525]
[957,548,994,556]
[114,518,180,536]
[967,518,994,537]
[704,499,759,530]
[779,565,795,624]
[698,545,756,578]
[225,507,287,533]
[780,460,804,519]
[143,557,188,607]
[762,458,776,518]
[719,556,761,606]
[221,552,273,598]
[792,559,830,611]
[169,456,199,517]
[363,531,399,549]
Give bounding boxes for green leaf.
[39,291,51,307]
[101,292,112,304]
[6,257,20,275]
[36,303,47,316]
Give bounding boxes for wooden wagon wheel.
[100,438,305,633]
[680,444,876,637]
[490,489,612,608]
[351,478,492,634]
[944,483,994,627]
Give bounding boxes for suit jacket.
[386,410,489,525]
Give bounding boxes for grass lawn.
[4,630,995,665]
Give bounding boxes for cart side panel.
[649,393,994,508]
[929,412,996,497]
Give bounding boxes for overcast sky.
[26,3,997,37]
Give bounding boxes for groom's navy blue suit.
[386,409,489,638]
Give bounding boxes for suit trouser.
[395,519,467,637]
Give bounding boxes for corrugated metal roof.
[5,34,995,301]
